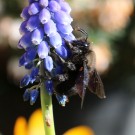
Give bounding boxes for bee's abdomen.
[55,63,83,95]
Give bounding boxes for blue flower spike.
[19,0,75,107]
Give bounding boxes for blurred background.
[0,0,135,135]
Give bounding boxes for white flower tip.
[41,19,48,24]
[32,39,40,45]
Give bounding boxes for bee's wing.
[75,72,83,98]
[88,69,106,99]
[75,62,89,108]
[86,49,96,71]
[75,72,86,108]
[81,61,89,108]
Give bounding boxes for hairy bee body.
[54,37,106,107]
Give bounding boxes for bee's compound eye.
[84,43,88,47]
[79,50,82,53]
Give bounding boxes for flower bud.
[44,19,57,36]
[19,21,29,35]
[23,89,30,101]
[19,53,28,66]
[44,56,53,72]
[25,62,34,69]
[49,32,62,48]
[20,75,31,88]
[56,94,68,106]
[61,33,76,42]
[60,1,71,14]
[39,8,51,24]
[31,27,44,45]
[28,2,41,15]
[30,67,39,83]
[57,23,73,35]
[26,15,40,32]
[39,0,48,7]
[19,32,33,49]
[25,47,37,61]
[54,10,73,25]
[55,46,68,59]
[20,6,30,20]
[30,89,39,105]
[49,0,61,12]
[38,41,49,59]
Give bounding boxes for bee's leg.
[51,48,76,71]
[54,73,68,82]
[66,61,76,71]
[67,86,78,97]
[39,69,52,81]
[65,40,81,53]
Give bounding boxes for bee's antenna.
[74,26,88,41]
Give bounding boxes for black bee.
[54,27,106,107]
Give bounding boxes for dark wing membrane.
[88,69,106,99]
[86,50,96,71]
[81,61,89,108]
[75,71,86,108]
[75,62,89,108]
[75,71,84,98]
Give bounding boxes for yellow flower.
[14,109,95,135]
[64,126,94,135]
[14,117,28,135]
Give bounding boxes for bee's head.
[79,39,90,52]
[83,41,89,48]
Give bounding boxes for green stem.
[40,65,55,135]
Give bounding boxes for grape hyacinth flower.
[19,0,76,104]
[18,0,76,134]
[19,0,75,103]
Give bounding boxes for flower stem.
[40,65,55,135]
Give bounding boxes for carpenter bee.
[54,27,106,107]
